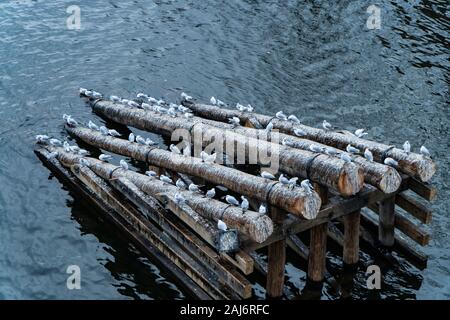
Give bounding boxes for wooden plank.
[396,193,432,224]
[378,197,396,247]
[307,223,328,283]
[265,208,286,298]
[110,177,252,298]
[72,165,236,299]
[34,149,210,299]
[343,210,360,265]
[408,178,437,201]
[368,203,430,246]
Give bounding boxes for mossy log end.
[183,101,436,182]
[90,100,364,196]
[66,126,321,219]
[43,146,273,243]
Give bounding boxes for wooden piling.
[343,210,360,266]
[378,197,396,247]
[307,222,328,283]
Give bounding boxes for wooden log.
[307,223,328,283]
[378,197,396,247]
[343,210,360,265]
[66,125,321,219]
[90,100,364,196]
[368,203,430,246]
[44,146,273,244]
[396,193,432,224]
[265,208,286,299]
[35,148,211,300]
[110,176,252,298]
[408,178,438,201]
[183,101,436,182]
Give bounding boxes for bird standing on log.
[420,145,430,157]
[279,174,290,186]
[225,195,240,206]
[322,120,332,130]
[99,154,113,162]
[346,144,359,154]
[160,175,173,184]
[258,205,267,215]
[145,170,157,177]
[206,188,215,199]
[364,148,373,162]
[288,115,300,124]
[384,157,398,167]
[210,97,217,105]
[294,128,306,137]
[175,193,186,205]
[354,129,368,138]
[228,116,240,127]
[119,160,129,171]
[176,179,187,189]
[88,120,99,131]
[217,220,227,231]
[170,144,181,154]
[301,179,313,195]
[108,129,121,137]
[188,183,200,193]
[241,196,249,211]
[128,133,135,142]
[261,171,275,180]
[403,141,411,153]
[276,111,288,121]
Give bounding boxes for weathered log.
[90,99,364,196]
[66,126,321,219]
[183,101,436,182]
[43,146,273,243]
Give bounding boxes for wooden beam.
[378,197,396,247]
[408,178,437,201]
[265,208,286,298]
[396,193,432,224]
[343,210,360,265]
[307,223,328,283]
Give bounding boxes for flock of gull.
[36,89,432,232]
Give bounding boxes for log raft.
[182,101,436,183]
[90,99,364,196]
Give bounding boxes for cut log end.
[411,158,436,183]
[379,167,402,194]
[245,214,274,244]
[338,163,365,197]
[297,192,322,220]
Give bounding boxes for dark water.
[0,0,448,299]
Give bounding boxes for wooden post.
[266,208,286,299]
[343,210,360,266]
[378,197,396,247]
[308,223,328,283]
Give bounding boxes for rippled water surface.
[0,0,448,299]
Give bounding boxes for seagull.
[141,103,152,110]
[200,152,216,163]
[225,195,240,206]
[181,92,193,101]
[276,111,288,121]
[69,145,80,153]
[88,120,99,131]
[84,90,93,97]
[261,171,275,180]
[384,157,398,167]
[364,148,373,162]
[66,116,78,127]
[63,141,70,152]
[403,141,411,153]
[340,153,353,163]
[156,106,168,114]
[217,220,227,231]
[120,160,129,171]
[110,95,121,102]
[288,115,300,124]
[147,97,158,104]
[99,126,109,135]
[48,151,58,159]
[145,170,157,177]
[49,138,62,146]
[128,100,140,108]
[176,179,187,189]
[175,193,186,205]
[294,128,307,137]
[137,93,149,99]
[145,138,156,146]
[216,185,228,192]
[157,99,166,106]
[300,179,313,194]
[188,183,200,193]
[136,135,146,145]
[240,196,249,211]
[91,91,103,99]
[78,149,89,156]
[108,129,121,137]
[346,144,359,154]
[79,158,90,167]
[228,116,240,127]
[184,113,194,118]
[99,154,113,162]
[324,148,337,156]
[210,97,217,105]
[35,135,50,143]
[355,129,368,138]
[420,145,430,157]
[288,177,298,189]
[217,99,226,107]
[309,144,323,153]
[236,103,246,112]
[178,105,191,113]
[258,205,267,215]
[279,174,290,186]
[246,104,254,112]
[121,99,130,105]
[170,144,181,154]
[79,88,88,95]
[167,107,177,118]
[128,133,135,142]
[265,122,274,133]
[160,175,173,184]
[206,188,216,198]
[322,120,332,130]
